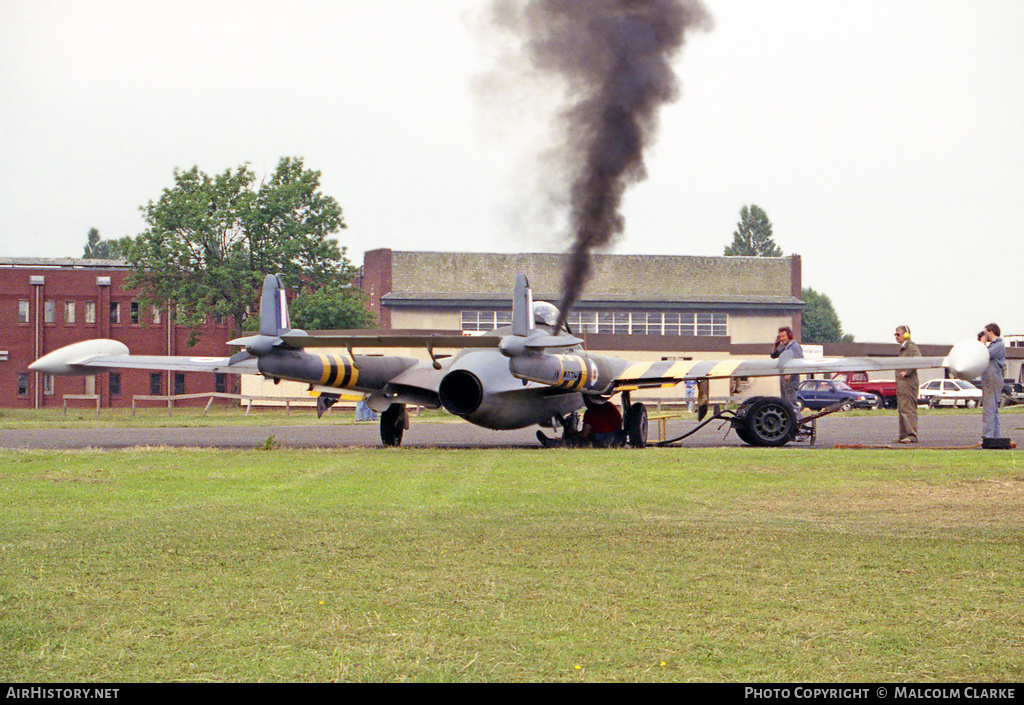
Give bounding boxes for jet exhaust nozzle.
[438,370,484,416]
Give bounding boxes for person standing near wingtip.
[770,326,803,413]
[894,325,921,444]
[980,323,1006,440]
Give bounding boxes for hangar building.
[360,249,804,344]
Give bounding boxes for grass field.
[1,446,1022,682]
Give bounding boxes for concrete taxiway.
[0,411,1019,451]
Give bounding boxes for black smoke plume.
[483,0,711,330]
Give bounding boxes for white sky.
[2,0,1022,344]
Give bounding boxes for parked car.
[1003,381,1024,406]
[966,379,1024,406]
[797,379,882,411]
[831,371,898,408]
[918,379,982,408]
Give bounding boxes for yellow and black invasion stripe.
[613,359,744,390]
[316,353,360,390]
[553,354,591,391]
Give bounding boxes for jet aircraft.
[31,274,990,448]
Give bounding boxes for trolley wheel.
[740,397,797,447]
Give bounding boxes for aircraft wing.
[68,354,260,375]
[608,356,948,391]
[280,332,502,350]
[29,340,261,376]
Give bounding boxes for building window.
[110,302,121,324]
[215,374,227,394]
[85,301,96,324]
[18,300,29,323]
[43,375,54,395]
[18,373,29,396]
[64,301,76,324]
[150,373,162,396]
[493,309,731,337]
[461,310,512,332]
[174,373,185,396]
[44,300,55,324]
[109,372,121,397]
[151,306,161,324]
[130,301,140,324]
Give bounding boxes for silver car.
[918,379,982,408]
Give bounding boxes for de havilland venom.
[31,274,991,448]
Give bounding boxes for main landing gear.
[623,398,649,449]
[380,403,409,447]
[536,394,650,449]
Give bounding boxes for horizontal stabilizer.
[523,333,585,349]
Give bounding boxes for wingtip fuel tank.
[942,339,990,380]
[29,339,130,376]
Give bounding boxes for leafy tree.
[289,284,375,331]
[125,157,366,343]
[83,228,133,260]
[723,204,782,257]
[801,287,854,343]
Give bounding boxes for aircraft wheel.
[625,402,648,448]
[380,404,408,447]
[733,423,756,445]
[742,397,796,447]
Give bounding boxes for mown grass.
[1,447,1021,682]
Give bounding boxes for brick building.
[1,258,234,409]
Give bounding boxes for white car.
[918,379,982,408]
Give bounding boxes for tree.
[125,157,366,343]
[801,287,854,343]
[289,284,375,331]
[723,204,782,257]
[83,228,133,260]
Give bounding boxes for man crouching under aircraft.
[537,396,626,448]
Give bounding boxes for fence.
[61,392,334,417]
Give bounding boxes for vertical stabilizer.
[511,274,534,337]
[259,274,291,337]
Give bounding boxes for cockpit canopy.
[533,301,560,328]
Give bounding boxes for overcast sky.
[2,0,1022,344]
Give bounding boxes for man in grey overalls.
[980,323,1006,439]
[770,326,804,413]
